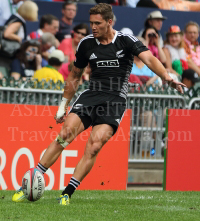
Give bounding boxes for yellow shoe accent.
[12,187,25,202]
[59,194,70,205]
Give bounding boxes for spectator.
[59,61,90,84]
[136,0,158,8]
[163,26,187,76]
[0,71,3,79]
[10,40,42,80]
[95,0,125,5]
[56,1,77,42]
[120,27,133,35]
[163,25,200,76]
[0,0,25,26]
[112,14,117,27]
[142,26,166,63]
[38,32,57,67]
[28,14,60,48]
[126,0,139,7]
[33,49,64,84]
[58,23,90,62]
[78,0,96,3]
[182,69,200,91]
[184,21,200,68]
[3,0,38,43]
[130,37,161,88]
[138,11,167,47]
[53,0,95,2]
[128,74,143,94]
[82,64,91,83]
[150,0,200,11]
[59,62,71,81]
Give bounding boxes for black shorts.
[69,89,126,134]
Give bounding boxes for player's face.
[90,14,110,38]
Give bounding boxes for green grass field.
[1,190,200,221]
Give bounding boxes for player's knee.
[89,142,102,157]
[90,146,100,157]
[60,125,74,140]
[89,136,108,157]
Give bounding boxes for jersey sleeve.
[74,40,89,69]
[125,35,149,56]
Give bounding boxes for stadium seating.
[28,1,200,40]
[1,1,200,103]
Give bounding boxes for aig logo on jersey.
[96,60,119,67]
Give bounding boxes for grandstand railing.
[188,98,200,110]
[0,87,82,106]
[0,87,63,105]
[0,87,187,163]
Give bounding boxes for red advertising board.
[166,109,200,191]
[0,104,131,190]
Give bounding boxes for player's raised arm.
[55,65,84,123]
[138,50,187,94]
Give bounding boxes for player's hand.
[54,97,69,124]
[165,78,187,94]
[54,112,66,124]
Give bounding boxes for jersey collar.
[95,30,118,45]
[112,30,118,43]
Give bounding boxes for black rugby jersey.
[74,31,148,99]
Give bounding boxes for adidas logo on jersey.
[116,50,125,58]
[89,53,97,60]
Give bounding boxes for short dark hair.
[89,3,114,21]
[48,57,62,66]
[39,14,59,29]
[73,23,90,36]
[62,1,77,10]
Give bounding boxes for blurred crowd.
[0,0,200,95]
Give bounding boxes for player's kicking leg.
[59,124,114,205]
[12,113,85,202]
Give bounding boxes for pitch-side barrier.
[127,93,187,162]
[0,87,187,162]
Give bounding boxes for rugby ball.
[22,168,45,201]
